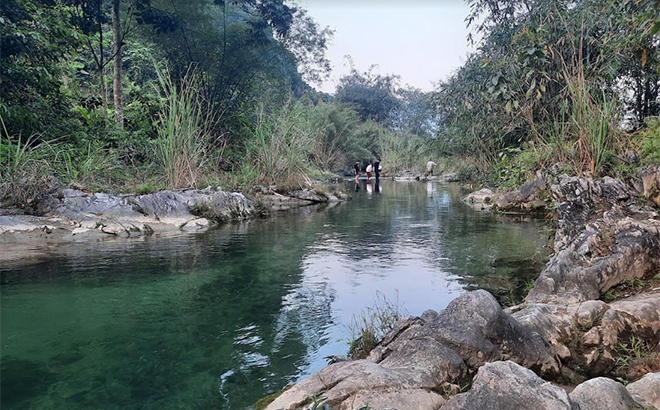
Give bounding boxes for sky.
[297,0,476,93]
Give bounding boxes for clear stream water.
[1,181,551,410]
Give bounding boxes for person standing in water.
[374,159,381,180]
[426,159,437,177]
[353,161,361,182]
[366,162,373,181]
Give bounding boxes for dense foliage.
[0,0,441,203]
[2,0,658,205]
[435,0,660,184]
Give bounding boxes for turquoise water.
[1,181,550,409]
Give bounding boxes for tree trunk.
[112,0,124,127]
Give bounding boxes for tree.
[335,66,401,125]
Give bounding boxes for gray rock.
[414,290,560,375]
[288,189,328,203]
[441,173,460,182]
[463,189,498,209]
[0,216,40,234]
[626,372,660,410]
[442,361,575,410]
[527,210,660,304]
[265,338,467,410]
[569,377,635,410]
[551,176,632,251]
[495,177,548,213]
[343,388,445,410]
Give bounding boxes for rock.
[181,218,210,231]
[626,372,660,410]
[513,293,660,375]
[0,216,40,234]
[551,175,632,251]
[495,177,548,213]
[463,189,498,209]
[526,210,660,304]
[569,377,635,410]
[641,166,660,204]
[288,189,328,203]
[265,345,466,410]
[1,188,258,247]
[442,361,574,410]
[599,293,660,350]
[576,300,609,328]
[343,388,445,410]
[383,291,559,376]
[441,173,460,182]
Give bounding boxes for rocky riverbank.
[0,185,347,246]
[262,173,660,410]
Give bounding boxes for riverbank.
[0,184,349,250]
[262,172,660,410]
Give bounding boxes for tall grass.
[0,117,53,205]
[245,102,316,188]
[564,66,617,177]
[154,66,215,188]
[348,292,407,360]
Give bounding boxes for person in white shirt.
[366,162,373,181]
[426,159,437,177]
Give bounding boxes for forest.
[0,0,659,203]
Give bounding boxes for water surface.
[1,181,550,409]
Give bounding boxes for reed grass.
[154,66,215,188]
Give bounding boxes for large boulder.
[442,361,575,410]
[264,345,466,410]
[551,175,632,251]
[265,291,560,410]
[495,177,548,213]
[512,293,660,376]
[526,208,660,304]
[463,189,498,210]
[569,377,635,410]
[626,372,660,410]
[2,188,258,242]
[641,166,660,206]
[379,290,560,376]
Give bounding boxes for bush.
[641,117,660,164]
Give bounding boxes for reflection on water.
[0,181,550,410]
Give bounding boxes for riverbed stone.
[265,337,467,410]
[626,372,660,410]
[495,177,548,213]
[341,388,445,410]
[526,210,660,304]
[463,189,497,207]
[569,377,635,410]
[442,361,574,410]
[418,290,560,375]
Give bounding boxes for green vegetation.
[435,0,660,186]
[1,0,659,205]
[614,336,660,382]
[602,274,660,302]
[0,0,440,205]
[348,292,406,360]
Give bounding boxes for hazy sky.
[298,0,475,93]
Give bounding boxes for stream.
[0,181,551,410]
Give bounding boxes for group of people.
[353,160,381,182]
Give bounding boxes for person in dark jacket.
[353,161,361,182]
[374,160,381,180]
